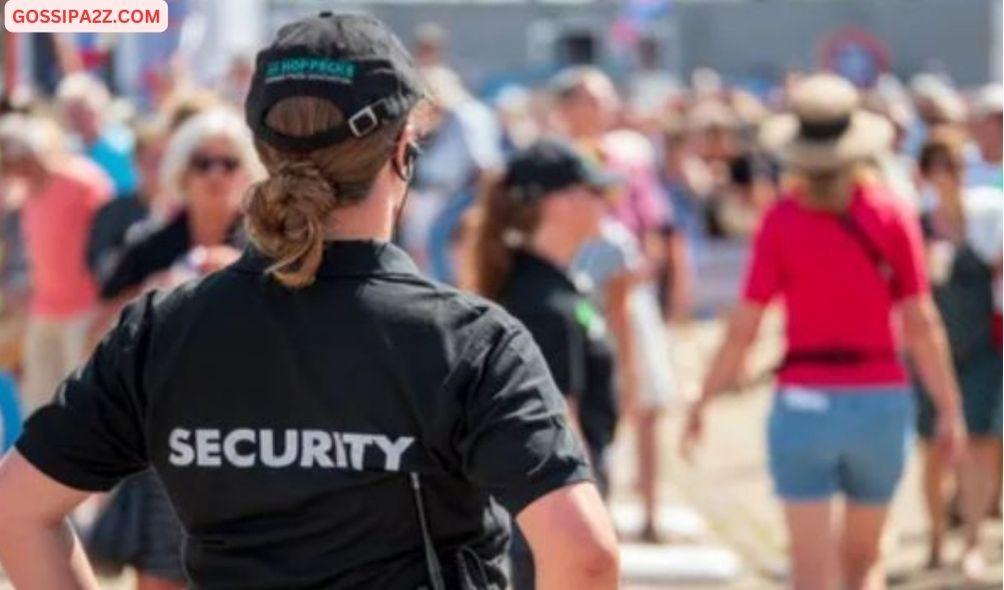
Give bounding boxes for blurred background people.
[56,73,139,199]
[967,84,1004,189]
[87,122,169,288]
[407,65,503,282]
[914,128,1003,580]
[551,66,683,541]
[0,114,112,413]
[98,108,259,304]
[682,75,967,590]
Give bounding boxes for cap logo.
[264,57,357,84]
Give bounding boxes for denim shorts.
[767,385,915,504]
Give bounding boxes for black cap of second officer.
[503,139,621,202]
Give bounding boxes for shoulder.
[758,196,798,230]
[58,156,113,195]
[857,184,916,223]
[395,274,529,342]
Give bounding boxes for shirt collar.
[512,250,579,292]
[233,240,421,278]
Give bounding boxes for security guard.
[0,13,619,590]
[467,140,620,590]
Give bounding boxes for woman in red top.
[681,74,966,590]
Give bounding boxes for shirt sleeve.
[455,324,593,516]
[742,209,782,304]
[15,295,153,491]
[887,206,930,301]
[515,310,586,398]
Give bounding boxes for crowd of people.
[0,16,1000,590]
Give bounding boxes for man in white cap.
[967,83,1003,189]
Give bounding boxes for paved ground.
[1,315,1001,589]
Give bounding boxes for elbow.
[902,302,943,349]
[572,529,621,583]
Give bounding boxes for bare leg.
[957,437,998,582]
[920,443,950,568]
[784,500,839,590]
[637,408,663,542]
[841,502,891,590]
[990,439,1002,518]
[137,573,186,590]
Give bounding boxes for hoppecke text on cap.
[264,57,357,84]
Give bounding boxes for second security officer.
[467,139,621,589]
[0,13,619,590]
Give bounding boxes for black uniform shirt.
[498,251,618,458]
[16,241,591,590]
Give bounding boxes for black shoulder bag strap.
[410,473,447,590]
[840,212,899,294]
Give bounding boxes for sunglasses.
[189,153,240,175]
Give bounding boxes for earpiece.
[393,141,421,182]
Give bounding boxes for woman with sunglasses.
[914,128,1002,579]
[0,13,618,590]
[466,138,619,590]
[98,108,260,301]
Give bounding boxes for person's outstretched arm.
[0,450,98,590]
[517,482,620,590]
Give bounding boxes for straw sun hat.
[759,73,893,173]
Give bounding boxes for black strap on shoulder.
[410,473,446,590]
[840,212,899,294]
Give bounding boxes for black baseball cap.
[245,12,423,153]
[503,138,621,202]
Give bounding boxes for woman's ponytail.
[244,95,407,289]
[468,176,540,300]
[245,160,337,288]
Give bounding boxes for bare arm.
[681,302,765,461]
[604,272,639,419]
[663,232,693,322]
[900,295,966,460]
[0,451,99,590]
[517,482,620,590]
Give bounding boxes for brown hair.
[466,175,541,300]
[783,163,877,208]
[918,125,966,174]
[245,97,405,288]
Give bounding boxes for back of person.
[27,241,582,589]
[747,183,925,386]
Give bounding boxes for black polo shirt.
[16,241,591,590]
[498,251,618,460]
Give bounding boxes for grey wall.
[269,0,1000,90]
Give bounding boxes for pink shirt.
[743,184,929,386]
[597,130,672,239]
[22,157,112,318]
